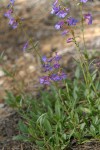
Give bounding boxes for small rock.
[19,70,26,77]
[0,103,4,108]
[0,69,5,77]
[28,65,36,73]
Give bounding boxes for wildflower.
[4,9,13,18]
[10,0,15,5]
[40,53,67,85]
[80,0,88,3]
[84,13,92,25]
[42,56,47,62]
[54,53,61,61]
[60,72,67,79]
[23,42,28,51]
[56,10,68,18]
[12,22,18,29]
[43,64,53,72]
[40,76,50,85]
[62,30,69,36]
[51,0,60,15]
[50,73,61,81]
[67,17,78,26]
[55,21,64,30]
[8,17,18,29]
[66,38,73,43]
[50,72,67,81]
[53,63,60,69]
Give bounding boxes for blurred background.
[0,0,100,102]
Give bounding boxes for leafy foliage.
[6,66,100,149]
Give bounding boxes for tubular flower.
[40,53,67,85]
[23,42,29,51]
[80,0,88,3]
[8,17,18,29]
[62,30,69,36]
[40,76,50,85]
[66,38,73,43]
[56,10,68,18]
[4,9,13,18]
[84,13,92,25]
[51,0,69,18]
[10,0,15,5]
[67,17,78,26]
[55,21,64,30]
[51,0,60,15]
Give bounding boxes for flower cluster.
[51,0,92,43]
[40,53,67,85]
[4,0,21,29]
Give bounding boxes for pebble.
[0,69,5,77]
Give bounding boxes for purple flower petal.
[23,42,28,51]
[4,10,12,18]
[67,17,78,26]
[62,30,69,36]
[55,21,64,30]
[84,13,92,25]
[40,76,50,85]
[53,63,60,69]
[10,0,15,4]
[66,38,73,43]
[56,10,68,18]
[42,56,47,62]
[80,0,88,3]
[50,74,61,81]
[60,72,67,80]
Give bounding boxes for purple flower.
[56,10,68,18]
[50,72,67,81]
[62,30,69,36]
[8,18,18,29]
[66,38,73,43]
[12,22,18,29]
[23,42,28,51]
[4,10,12,18]
[10,0,15,4]
[55,21,64,30]
[40,52,67,85]
[50,74,61,81]
[51,0,60,15]
[9,17,15,25]
[43,64,53,72]
[42,56,47,62]
[84,13,92,25]
[80,0,88,3]
[54,53,61,61]
[60,72,67,80]
[53,63,60,69]
[51,6,60,15]
[67,17,78,26]
[40,76,50,85]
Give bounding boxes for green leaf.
[55,100,61,119]
[13,135,28,141]
[36,140,44,147]
[80,123,86,130]
[44,119,52,136]
[90,124,96,136]
[3,69,13,77]
[75,67,80,79]
[18,121,28,133]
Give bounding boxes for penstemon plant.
[3,0,100,149]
